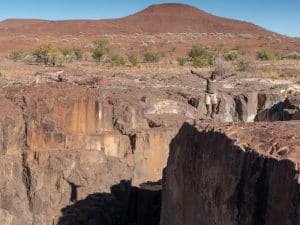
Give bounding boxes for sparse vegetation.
[9,51,24,62]
[110,54,125,66]
[188,45,213,67]
[33,43,55,64]
[239,33,253,39]
[48,51,64,66]
[73,48,83,60]
[93,39,109,49]
[256,48,275,61]
[60,47,83,62]
[92,39,109,62]
[23,54,38,65]
[236,60,250,72]
[214,56,233,76]
[32,44,65,66]
[232,46,245,55]
[188,45,210,59]
[61,47,76,62]
[128,54,138,66]
[257,71,281,79]
[176,57,187,66]
[285,51,300,60]
[224,50,239,61]
[144,51,161,62]
[61,47,74,57]
[92,48,107,62]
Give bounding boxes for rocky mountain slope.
[0,3,275,36]
[0,3,299,54]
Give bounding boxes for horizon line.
[0,3,299,38]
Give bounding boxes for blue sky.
[0,0,299,37]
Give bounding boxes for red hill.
[0,3,299,55]
[0,3,281,36]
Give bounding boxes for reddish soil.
[0,3,299,55]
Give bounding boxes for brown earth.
[0,3,300,56]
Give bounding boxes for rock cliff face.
[0,83,176,225]
[0,81,299,225]
[0,94,31,225]
[161,122,300,225]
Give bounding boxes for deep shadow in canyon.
[56,180,162,225]
[56,121,300,225]
[160,122,300,225]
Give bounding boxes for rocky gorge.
[0,72,299,225]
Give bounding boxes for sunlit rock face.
[0,81,299,225]
[0,83,177,225]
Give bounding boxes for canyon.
[0,72,299,224]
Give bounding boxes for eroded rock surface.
[1,83,177,225]
[161,122,300,225]
[0,78,299,225]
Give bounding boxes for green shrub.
[60,47,76,62]
[60,47,82,61]
[285,51,300,60]
[144,52,160,63]
[256,48,275,60]
[224,50,239,61]
[34,43,54,64]
[236,60,250,72]
[188,45,211,58]
[176,57,187,66]
[128,54,138,66]
[110,54,125,66]
[48,51,64,66]
[188,45,213,67]
[192,56,210,67]
[92,39,109,62]
[92,48,107,62]
[93,39,108,48]
[61,48,74,57]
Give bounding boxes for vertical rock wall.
[0,84,175,225]
[161,122,300,225]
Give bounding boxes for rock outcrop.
[0,83,176,225]
[161,122,300,225]
[0,80,299,225]
[255,92,300,121]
